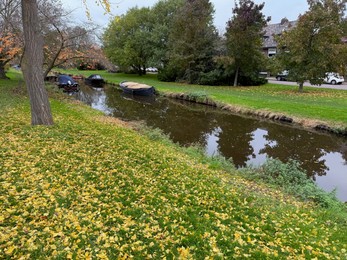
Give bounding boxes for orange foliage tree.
[0,32,21,79]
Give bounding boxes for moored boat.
[85,74,105,88]
[119,81,155,96]
[57,75,79,92]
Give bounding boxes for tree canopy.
[103,7,155,75]
[163,0,217,83]
[103,0,183,76]
[277,0,347,91]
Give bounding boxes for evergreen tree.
[225,0,270,86]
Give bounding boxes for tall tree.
[225,0,270,86]
[21,0,53,125]
[164,0,217,83]
[277,0,347,92]
[150,0,184,68]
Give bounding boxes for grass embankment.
[63,69,347,133]
[1,72,347,258]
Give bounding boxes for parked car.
[146,67,158,73]
[276,70,289,81]
[323,72,344,85]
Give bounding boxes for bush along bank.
[160,91,347,136]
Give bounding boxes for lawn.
[60,69,347,130]
[1,72,347,258]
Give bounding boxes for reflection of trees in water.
[76,85,105,108]
[340,144,347,165]
[259,124,345,178]
[104,89,217,146]
[76,85,347,181]
[214,115,257,167]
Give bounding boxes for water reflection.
[75,84,347,202]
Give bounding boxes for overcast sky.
[61,0,309,31]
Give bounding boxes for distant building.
[262,18,297,57]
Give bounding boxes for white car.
[323,72,344,85]
[146,67,158,73]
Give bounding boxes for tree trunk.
[0,64,8,79]
[21,0,53,125]
[298,82,304,92]
[233,66,239,87]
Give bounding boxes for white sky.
[61,0,309,31]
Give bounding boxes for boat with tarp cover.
[119,81,155,96]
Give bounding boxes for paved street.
[267,78,347,90]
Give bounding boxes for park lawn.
[1,72,347,258]
[61,69,347,128]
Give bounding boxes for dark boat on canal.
[57,75,79,92]
[119,81,155,96]
[85,74,105,88]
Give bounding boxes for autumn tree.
[39,0,98,77]
[277,0,347,92]
[163,0,217,83]
[225,0,270,86]
[0,0,21,79]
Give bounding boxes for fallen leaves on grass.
[1,102,347,259]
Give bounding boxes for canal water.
[75,84,347,202]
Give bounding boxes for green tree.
[164,0,217,83]
[150,0,184,68]
[103,7,155,75]
[277,0,347,92]
[225,0,270,86]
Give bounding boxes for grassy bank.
[1,73,347,258]
[61,69,347,132]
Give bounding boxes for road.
[267,78,347,90]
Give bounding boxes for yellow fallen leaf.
[5,245,15,255]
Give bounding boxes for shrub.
[158,65,179,82]
[185,91,209,102]
[242,158,345,209]
[198,69,267,86]
[198,69,229,86]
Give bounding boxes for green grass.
[60,69,347,128]
[1,72,347,258]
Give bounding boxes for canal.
[75,84,347,202]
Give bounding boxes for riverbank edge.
[57,70,347,136]
[157,91,347,136]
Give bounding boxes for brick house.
[262,19,297,57]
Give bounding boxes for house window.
[268,48,277,57]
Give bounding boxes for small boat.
[85,74,105,88]
[57,75,79,92]
[45,72,58,82]
[119,81,155,96]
